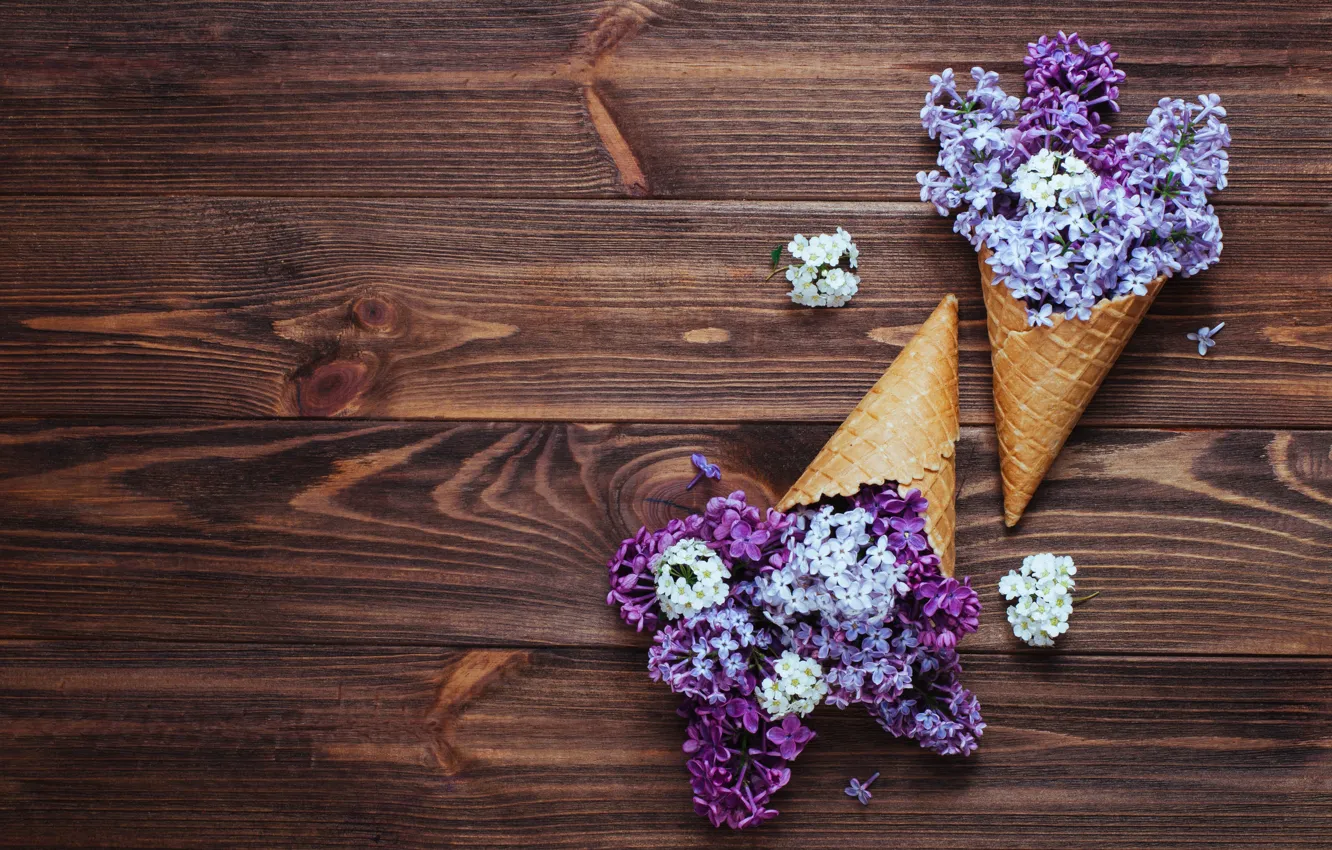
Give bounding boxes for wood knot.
[352,297,397,331]
[296,358,370,416]
[426,650,530,775]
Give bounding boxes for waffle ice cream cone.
[777,295,960,576]
[978,246,1165,527]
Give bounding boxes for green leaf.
[770,246,782,269]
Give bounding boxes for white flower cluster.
[754,505,908,629]
[785,228,860,308]
[652,538,730,620]
[999,553,1077,647]
[1011,149,1097,214]
[757,650,829,718]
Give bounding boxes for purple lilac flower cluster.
[606,491,789,634]
[875,647,985,757]
[680,698,810,829]
[775,485,984,756]
[918,32,1230,326]
[606,475,983,829]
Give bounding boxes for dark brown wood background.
[2,3,1330,847]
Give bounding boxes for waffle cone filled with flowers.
[918,32,1230,525]
[778,293,960,575]
[605,296,982,831]
[979,246,1164,525]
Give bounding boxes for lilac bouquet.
[607,481,983,829]
[918,32,1230,325]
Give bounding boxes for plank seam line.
[0,195,1323,211]
[0,417,1327,432]
[1,638,1329,661]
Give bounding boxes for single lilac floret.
[688,453,722,490]
[1187,322,1224,356]
[845,772,880,805]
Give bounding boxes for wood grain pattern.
[0,2,1327,199]
[2,3,1330,845]
[2,642,1329,848]
[2,200,1329,424]
[2,420,1328,654]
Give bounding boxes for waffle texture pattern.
[777,295,960,576]
[979,246,1164,526]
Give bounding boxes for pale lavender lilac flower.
[873,647,986,757]
[1187,322,1224,355]
[648,602,776,704]
[773,483,983,751]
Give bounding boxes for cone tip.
[929,293,958,323]
[1003,486,1032,526]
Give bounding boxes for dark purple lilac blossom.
[766,713,816,760]
[1014,32,1125,161]
[911,576,984,650]
[606,514,705,633]
[681,698,810,829]
[885,514,929,553]
[918,32,1230,326]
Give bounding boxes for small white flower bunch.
[652,538,730,620]
[1011,149,1097,214]
[782,227,860,308]
[999,553,1077,647]
[757,649,829,718]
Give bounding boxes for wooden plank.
[0,2,1327,199]
[1,420,1328,654]
[2,200,1328,425]
[2,643,1329,848]
[601,63,1330,203]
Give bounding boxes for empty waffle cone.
[777,295,960,576]
[978,246,1165,527]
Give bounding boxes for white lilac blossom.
[755,504,910,629]
[1010,148,1097,213]
[781,228,861,308]
[918,33,1230,325]
[652,538,731,620]
[757,650,828,718]
[999,553,1077,647]
[1187,322,1224,356]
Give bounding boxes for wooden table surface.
[2,3,1330,847]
